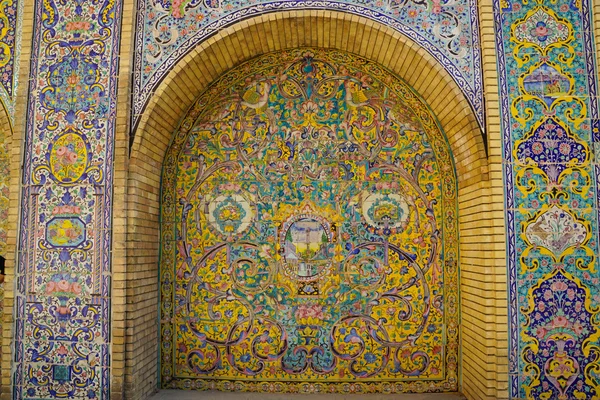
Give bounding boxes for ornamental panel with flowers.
[160,49,459,393]
[495,0,600,397]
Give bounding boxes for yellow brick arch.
[124,9,506,399]
[131,10,487,183]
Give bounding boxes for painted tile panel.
[12,0,122,398]
[0,0,21,119]
[160,48,459,393]
[133,0,484,131]
[493,0,600,398]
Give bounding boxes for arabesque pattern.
[0,0,22,119]
[133,0,484,131]
[13,0,122,398]
[160,48,459,392]
[493,0,600,398]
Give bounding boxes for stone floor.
[151,390,466,400]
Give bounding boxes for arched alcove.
[124,10,506,400]
[160,47,459,391]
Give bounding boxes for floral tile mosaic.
[160,48,459,393]
[493,0,600,398]
[0,0,22,120]
[133,0,484,133]
[12,0,123,398]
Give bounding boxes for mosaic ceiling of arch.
[133,0,484,131]
[160,48,459,392]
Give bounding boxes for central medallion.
[278,207,336,295]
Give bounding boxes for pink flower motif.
[220,183,240,191]
[551,281,568,292]
[543,289,553,300]
[52,205,81,215]
[300,101,319,114]
[46,281,56,294]
[531,142,544,155]
[56,146,67,156]
[57,280,71,291]
[559,143,571,155]
[535,25,549,38]
[57,344,68,356]
[567,288,576,300]
[295,304,324,321]
[71,282,82,295]
[535,326,546,339]
[537,301,546,312]
[67,151,79,164]
[552,315,569,328]
[171,0,184,18]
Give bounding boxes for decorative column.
[13,1,122,398]
[494,0,600,398]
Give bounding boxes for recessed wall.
[122,10,507,400]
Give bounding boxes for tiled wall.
[159,47,459,392]
[7,0,123,398]
[0,0,22,120]
[132,0,484,131]
[493,0,600,398]
[127,11,505,400]
[0,0,21,389]
[0,1,553,399]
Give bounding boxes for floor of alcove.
[151,390,466,399]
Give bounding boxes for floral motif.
[500,0,599,398]
[133,0,484,129]
[48,131,89,184]
[295,304,326,325]
[14,0,121,397]
[522,271,600,400]
[362,192,411,236]
[206,194,254,238]
[46,217,86,248]
[45,272,84,298]
[515,117,588,183]
[0,0,21,119]
[513,7,572,55]
[40,53,105,127]
[524,205,588,257]
[161,49,458,391]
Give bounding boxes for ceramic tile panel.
[0,0,22,120]
[493,0,600,398]
[160,48,459,393]
[132,0,484,133]
[12,0,123,398]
